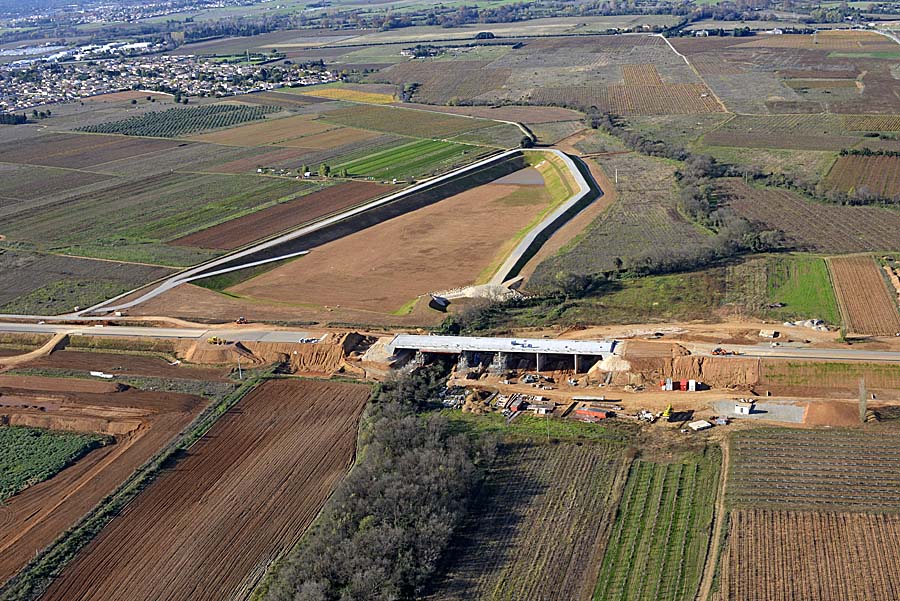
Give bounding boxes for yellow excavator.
[662,404,673,420]
[207,336,226,345]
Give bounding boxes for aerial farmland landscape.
[0,0,900,600]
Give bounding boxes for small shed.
[734,401,754,415]
[688,420,712,431]
[528,399,555,415]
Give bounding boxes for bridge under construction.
[387,335,616,374]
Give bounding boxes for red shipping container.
[679,379,689,391]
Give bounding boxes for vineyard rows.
[77,104,278,138]
[728,428,900,512]
[844,115,900,131]
[621,64,664,86]
[718,509,900,601]
[532,151,714,286]
[529,84,722,115]
[594,451,720,601]
[428,442,625,601]
[827,155,900,199]
[829,256,900,336]
[720,179,900,253]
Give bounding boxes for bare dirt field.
[829,256,900,336]
[171,181,392,250]
[189,114,336,146]
[206,146,313,174]
[24,350,230,381]
[284,126,381,149]
[716,509,900,601]
[0,382,205,584]
[126,282,448,326]
[757,360,900,401]
[0,133,182,169]
[82,91,171,103]
[40,379,369,601]
[229,180,553,313]
[235,90,334,109]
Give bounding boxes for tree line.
[0,113,28,125]
[262,365,494,601]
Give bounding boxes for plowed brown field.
[23,350,230,381]
[828,256,900,336]
[41,379,369,601]
[717,509,900,601]
[0,382,204,585]
[171,180,392,249]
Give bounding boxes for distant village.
[0,49,338,112]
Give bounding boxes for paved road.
[686,342,900,363]
[0,322,310,344]
[2,321,899,362]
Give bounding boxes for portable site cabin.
[734,401,754,415]
[574,407,610,420]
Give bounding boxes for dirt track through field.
[697,440,729,601]
[41,379,369,601]
[0,385,204,585]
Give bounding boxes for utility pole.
[237,355,243,381]
[859,378,867,423]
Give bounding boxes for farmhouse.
[387,335,615,374]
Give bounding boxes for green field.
[321,104,495,138]
[443,410,638,444]
[725,255,840,324]
[766,256,840,322]
[1,426,110,501]
[4,173,314,266]
[461,270,725,333]
[332,138,484,180]
[594,448,721,601]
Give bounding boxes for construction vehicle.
[661,404,673,419]
[207,336,226,345]
[712,347,740,356]
[234,316,247,325]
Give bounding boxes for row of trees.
[0,113,27,125]
[263,365,494,601]
[840,147,900,158]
